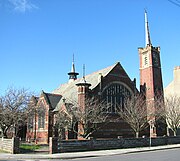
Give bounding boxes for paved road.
[0,144,180,161]
[1,148,180,161]
[69,148,180,161]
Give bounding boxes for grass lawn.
[20,143,41,152]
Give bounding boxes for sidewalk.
[0,144,180,160]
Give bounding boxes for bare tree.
[164,95,180,136]
[54,110,72,139]
[0,87,32,138]
[26,96,38,141]
[55,97,109,139]
[74,97,109,139]
[117,94,149,138]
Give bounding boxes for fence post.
[12,137,19,154]
[0,137,3,150]
[49,137,58,154]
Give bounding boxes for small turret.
[68,54,79,82]
[76,64,91,109]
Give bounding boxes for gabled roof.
[29,96,39,109]
[53,62,118,96]
[53,62,128,111]
[41,91,62,110]
[31,96,39,104]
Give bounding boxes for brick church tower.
[76,65,91,139]
[138,11,164,137]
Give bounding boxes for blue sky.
[0,0,180,95]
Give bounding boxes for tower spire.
[68,54,79,82]
[145,10,152,46]
[71,54,75,73]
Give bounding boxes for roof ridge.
[41,91,51,106]
[56,62,118,86]
[84,62,118,78]
[46,92,62,96]
[52,62,120,95]
[42,90,62,96]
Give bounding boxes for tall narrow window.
[38,111,45,129]
[28,116,34,131]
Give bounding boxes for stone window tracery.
[37,102,46,129]
[28,115,34,131]
[102,82,132,113]
[38,111,45,129]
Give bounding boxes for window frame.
[102,81,133,114]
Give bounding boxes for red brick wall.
[89,63,138,138]
[139,46,165,136]
[26,97,50,144]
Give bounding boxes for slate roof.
[53,62,119,111]
[42,91,62,110]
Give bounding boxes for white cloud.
[8,0,38,12]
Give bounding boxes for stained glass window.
[102,83,132,113]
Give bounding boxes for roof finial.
[73,53,75,63]
[76,63,91,87]
[71,53,75,73]
[145,10,152,46]
[83,64,86,82]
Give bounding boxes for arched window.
[28,116,34,131]
[38,111,45,129]
[102,82,132,113]
[37,102,46,129]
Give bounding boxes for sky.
[0,0,180,95]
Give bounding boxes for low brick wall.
[49,136,180,154]
[0,137,19,154]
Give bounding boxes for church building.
[164,66,180,97]
[26,11,165,143]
